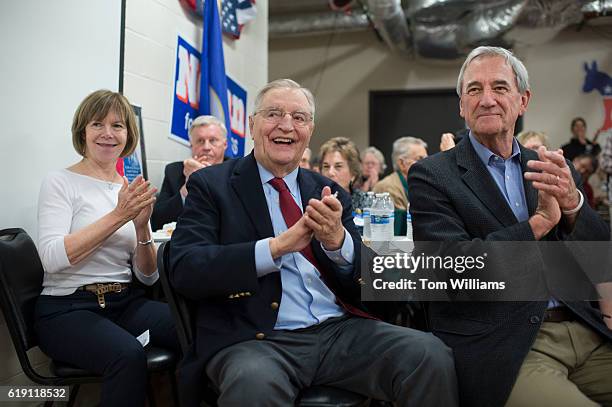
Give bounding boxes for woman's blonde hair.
[71,90,139,158]
[517,130,548,148]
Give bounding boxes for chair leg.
[147,376,157,407]
[67,384,80,407]
[169,370,180,407]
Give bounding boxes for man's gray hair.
[361,146,387,173]
[392,137,428,171]
[456,46,530,96]
[253,79,316,118]
[188,115,227,140]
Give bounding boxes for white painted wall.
[123,0,269,191]
[0,1,121,399]
[269,27,612,155]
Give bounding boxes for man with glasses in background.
[151,115,227,230]
[169,79,458,407]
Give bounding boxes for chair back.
[156,241,194,354]
[0,228,44,350]
[0,228,59,384]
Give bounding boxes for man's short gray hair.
[253,79,316,119]
[361,146,387,173]
[456,46,530,96]
[188,115,227,140]
[392,137,428,171]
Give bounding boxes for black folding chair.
[157,241,369,407]
[0,228,179,407]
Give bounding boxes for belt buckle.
[111,282,123,293]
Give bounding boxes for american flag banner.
[221,0,257,38]
[221,0,240,37]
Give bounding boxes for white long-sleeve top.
[37,169,158,295]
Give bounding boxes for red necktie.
[268,177,372,319]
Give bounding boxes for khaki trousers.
[505,321,612,407]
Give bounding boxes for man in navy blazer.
[408,46,612,406]
[151,115,227,230]
[169,79,458,407]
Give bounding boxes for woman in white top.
[34,90,178,407]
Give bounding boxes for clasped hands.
[114,175,157,228]
[524,146,581,238]
[269,186,345,259]
[181,156,214,197]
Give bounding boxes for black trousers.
[34,287,179,407]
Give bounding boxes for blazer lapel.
[297,169,322,209]
[519,146,539,216]
[456,138,519,227]
[230,153,275,238]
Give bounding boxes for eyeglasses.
[255,108,313,127]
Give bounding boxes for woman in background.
[35,90,178,407]
[319,137,366,211]
[358,146,386,192]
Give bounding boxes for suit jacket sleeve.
[168,170,259,301]
[151,163,185,231]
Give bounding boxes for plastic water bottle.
[406,211,413,241]
[363,192,374,240]
[382,193,395,239]
[370,193,388,241]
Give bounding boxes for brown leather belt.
[77,283,129,308]
[543,306,575,323]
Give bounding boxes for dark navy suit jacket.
[169,153,364,406]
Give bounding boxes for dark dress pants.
[34,287,180,407]
[206,315,459,407]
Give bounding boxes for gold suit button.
[270,302,279,310]
[255,333,265,340]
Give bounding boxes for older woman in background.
[517,130,549,150]
[358,146,386,192]
[35,90,179,407]
[319,137,366,211]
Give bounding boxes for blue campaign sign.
[227,77,247,157]
[171,36,201,146]
[170,35,248,157]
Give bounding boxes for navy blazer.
[169,153,364,406]
[408,137,611,407]
[151,161,185,231]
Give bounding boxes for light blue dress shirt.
[469,133,560,308]
[469,133,528,222]
[253,163,355,330]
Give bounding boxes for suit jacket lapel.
[519,146,539,216]
[230,153,275,238]
[456,138,519,227]
[297,169,322,209]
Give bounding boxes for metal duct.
[582,0,612,15]
[365,0,412,53]
[269,11,370,38]
[517,0,587,27]
[413,0,526,59]
[269,0,610,59]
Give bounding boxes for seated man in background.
[169,79,458,407]
[300,147,312,169]
[374,136,428,234]
[151,115,227,230]
[572,153,598,208]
